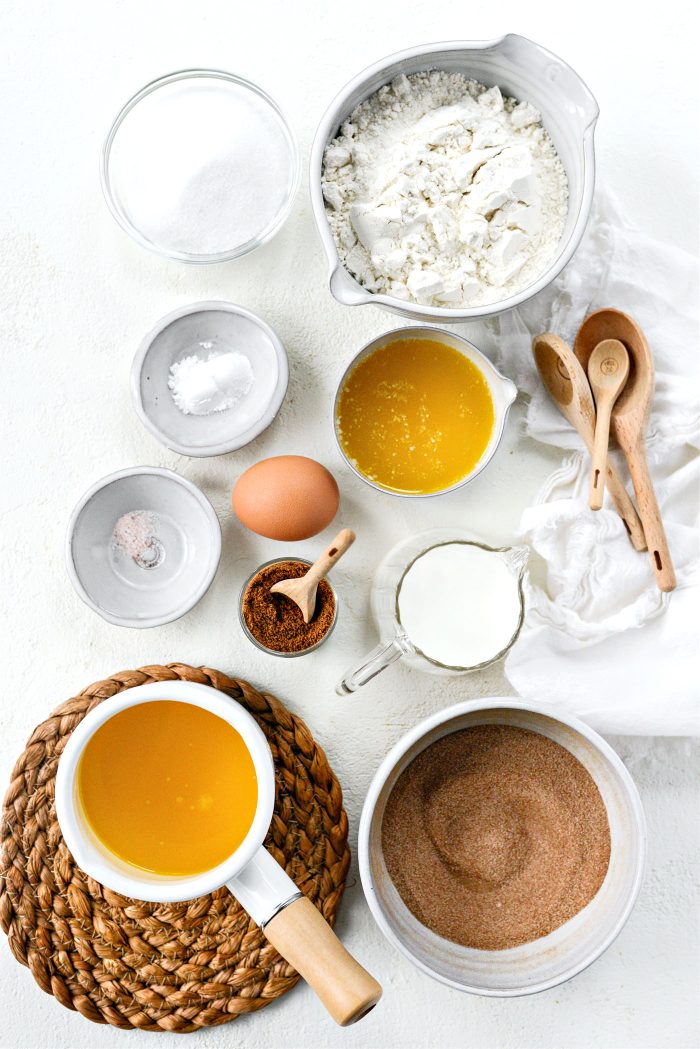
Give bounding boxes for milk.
[397,542,522,668]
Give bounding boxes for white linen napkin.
[483,190,700,735]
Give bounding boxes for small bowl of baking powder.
[131,301,289,457]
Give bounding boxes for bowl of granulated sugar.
[359,698,646,997]
[102,69,300,263]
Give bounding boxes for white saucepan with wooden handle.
[55,680,381,1026]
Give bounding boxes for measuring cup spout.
[227,845,382,1025]
[336,633,411,695]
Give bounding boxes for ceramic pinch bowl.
[66,467,221,628]
[359,699,646,997]
[131,301,289,457]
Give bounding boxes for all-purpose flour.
[322,72,568,307]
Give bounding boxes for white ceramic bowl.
[311,35,599,323]
[333,326,517,497]
[359,699,646,997]
[66,467,221,628]
[131,301,289,457]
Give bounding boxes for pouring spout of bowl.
[502,544,530,576]
[499,376,518,407]
[329,265,372,307]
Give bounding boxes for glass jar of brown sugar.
[238,557,338,657]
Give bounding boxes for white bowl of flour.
[311,36,598,322]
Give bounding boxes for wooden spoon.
[532,334,646,551]
[587,339,630,510]
[270,529,356,622]
[574,309,676,592]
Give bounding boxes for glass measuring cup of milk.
[337,530,527,695]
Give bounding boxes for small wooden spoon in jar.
[270,529,356,623]
[587,339,630,510]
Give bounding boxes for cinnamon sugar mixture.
[382,724,611,950]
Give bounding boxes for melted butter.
[78,701,257,876]
[336,337,495,495]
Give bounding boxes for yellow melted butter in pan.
[78,701,258,877]
[336,338,495,495]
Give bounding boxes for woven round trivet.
[0,664,350,1032]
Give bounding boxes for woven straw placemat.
[0,664,350,1032]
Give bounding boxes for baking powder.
[168,347,255,416]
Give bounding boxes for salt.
[168,348,255,416]
[111,511,163,570]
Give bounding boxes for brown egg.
[232,455,340,541]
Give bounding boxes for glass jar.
[239,557,338,658]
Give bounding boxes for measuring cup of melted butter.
[334,328,517,497]
[337,531,527,694]
[55,680,381,1025]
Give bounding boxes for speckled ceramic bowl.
[131,301,289,457]
[333,327,517,499]
[66,467,221,628]
[359,699,645,997]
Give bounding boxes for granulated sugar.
[108,76,294,257]
[382,724,610,950]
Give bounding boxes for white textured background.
[1,2,698,1047]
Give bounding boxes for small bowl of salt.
[131,301,289,456]
[66,466,221,628]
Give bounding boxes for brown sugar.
[241,561,335,654]
[381,724,611,951]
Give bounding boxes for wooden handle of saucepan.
[264,896,382,1026]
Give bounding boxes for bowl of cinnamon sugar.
[359,698,646,997]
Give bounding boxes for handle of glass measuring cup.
[227,845,382,1026]
[336,633,411,695]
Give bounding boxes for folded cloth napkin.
[483,190,700,736]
